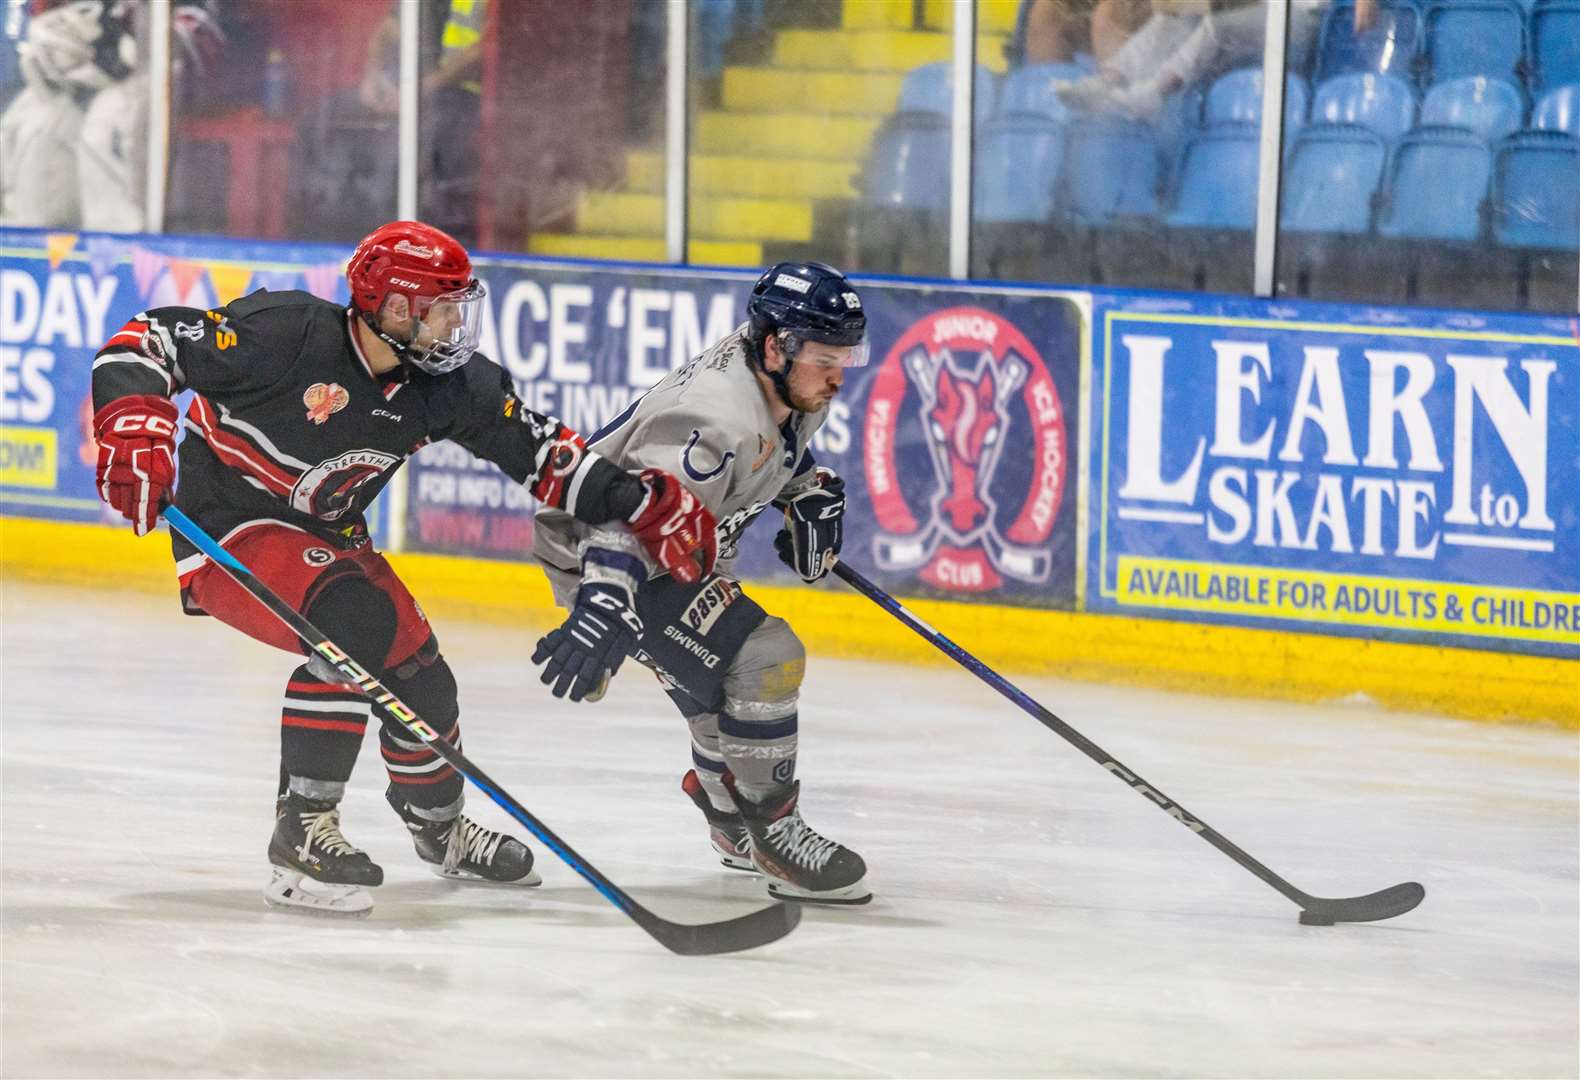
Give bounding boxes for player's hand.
[774,466,845,582]
[531,584,642,702]
[93,395,179,537]
[628,468,718,584]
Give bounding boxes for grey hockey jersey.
[534,323,824,583]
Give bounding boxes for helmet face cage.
[394,280,487,375]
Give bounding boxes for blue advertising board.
[1088,293,1580,657]
[0,228,383,540]
[407,257,1085,607]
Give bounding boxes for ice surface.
[2,578,1575,1078]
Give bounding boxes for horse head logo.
[907,346,1027,542]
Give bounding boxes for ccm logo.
[389,276,424,290]
[112,414,177,438]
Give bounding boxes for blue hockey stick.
[162,506,799,955]
[831,559,1424,926]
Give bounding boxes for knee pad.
[722,616,804,721]
[303,573,398,675]
[390,639,459,730]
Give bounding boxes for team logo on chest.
[303,383,350,425]
[291,449,400,520]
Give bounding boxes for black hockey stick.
[832,560,1425,926]
[163,506,800,955]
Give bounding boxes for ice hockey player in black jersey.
[90,220,717,915]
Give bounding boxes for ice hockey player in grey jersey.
[532,261,872,904]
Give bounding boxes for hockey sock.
[279,575,398,789]
[717,703,798,803]
[379,644,464,818]
[683,710,735,809]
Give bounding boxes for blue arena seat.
[898,62,997,122]
[1531,1,1580,88]
[1531,83,1580,136]
[974,116,1063,222]
[861,112,951,212]
[1312,73,1418,140]
[1055,118,1161,225]
[996,62,1084,120]
[1203,68,1310,130]
[1420,76,1525,140]
[1490,130,1580,248]
[1165,124,1261,230]
[1314,0,1423,83]
[1424,0,1526,84]
[1280,124,1390,233]
[1376,127,1494,241]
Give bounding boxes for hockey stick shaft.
[163,507,799,954]
[832,560,1423,923]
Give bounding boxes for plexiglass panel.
[1275,0,1578,313]
[164,0,397,242]
[684,0,959,275]
[973,0,1288,294]
[459,0,663,257]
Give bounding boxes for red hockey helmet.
[346,220,486,375]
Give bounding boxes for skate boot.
[265,792,383,917]
[726,777,871,905]
[681,769,756,872]
[407,815,542,886]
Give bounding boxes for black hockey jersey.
[91,289,636,566]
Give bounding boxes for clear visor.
[781,330,870,369]
[407,280,487,374]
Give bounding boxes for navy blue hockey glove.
[532,584,642,702]
[774,466,845,582]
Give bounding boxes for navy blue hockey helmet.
[747,261,869,365]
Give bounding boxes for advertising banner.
[0,228,383,540]
[1089,293,1580,657]
[408,257,1086,607]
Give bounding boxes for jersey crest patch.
[303,383,349,425]
[680,429,735,484]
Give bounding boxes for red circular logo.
[862,307,1067,592]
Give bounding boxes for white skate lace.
[297,808,361,859]
[443,817,504,874]
[763,811,838,871]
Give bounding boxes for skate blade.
[765,879,873,906]
[427,864,543,887]
[717,852,760,873]
[263,867,374,917]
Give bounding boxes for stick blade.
[635,899,803,956]
[1302,881,1425,925]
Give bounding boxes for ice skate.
[407,815,542,886]
[265,792,383,917]
[681,769,757,872]
[727,777,871,905]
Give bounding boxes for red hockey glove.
[628,468,718,584]
[93,395,180,537]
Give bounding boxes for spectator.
[1056,0,1330,120]
[1009,0,1153,68]
[0,0,132,227]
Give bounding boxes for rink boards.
[1,228,1574,724]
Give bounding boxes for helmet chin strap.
[751,332,806,412]
[359,310,424,370]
